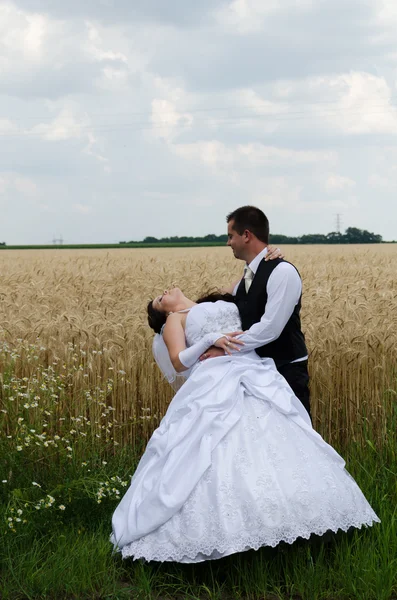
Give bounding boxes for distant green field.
[0,242,392,250]
[0,243,226,250]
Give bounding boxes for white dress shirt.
[232,248,308,363]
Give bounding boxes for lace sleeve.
[179,332,224,368]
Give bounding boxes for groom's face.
[227,220,246,260]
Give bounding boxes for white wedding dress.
[111,301,379,563]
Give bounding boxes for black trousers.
[277,359,311,418]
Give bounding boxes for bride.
[111,288,379,563]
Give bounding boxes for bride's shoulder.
[216,299,239,309]
[196,300,239,314]
[191,300,237,312]
[163,312,184,333]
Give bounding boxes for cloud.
[0,3,131,99]
[72,203,93,214]
[215,0,314,34]
[13,0,221,26]
[0,0,396,244]
[0,172,37,196]
[326,175,356,192]
[322,72,397,135]
[147,0,391,92]
[368,173,390,188]
[254,177,303,208]
[173,141,336,171]
[0,119,18,134]
[0,2,47,64]
[30,108,88,141]
[150,99,193,142]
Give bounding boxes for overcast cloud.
[1,0,397,243]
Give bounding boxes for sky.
[1,0,397,244]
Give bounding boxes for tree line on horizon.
[122,227,384,245]
[0,227,386,247]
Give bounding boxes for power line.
[1,105,397,139]
[4,98,397,124]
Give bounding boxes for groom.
[201,205,311,417]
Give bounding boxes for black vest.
[235,258,308,367]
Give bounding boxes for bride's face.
[152,287,183,313]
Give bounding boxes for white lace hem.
[118,513,380,563]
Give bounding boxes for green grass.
[1,441,396,600]
[1,349,396,598]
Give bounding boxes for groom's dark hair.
[226,206,269,244]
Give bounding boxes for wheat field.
[0,245,396,449]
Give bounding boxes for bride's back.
[185,301,241,347]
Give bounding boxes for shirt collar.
[247,247,268,275]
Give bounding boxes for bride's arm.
[162,315,189,373]
[163,314,237,372]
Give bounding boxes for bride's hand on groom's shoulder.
[265,246,284,261]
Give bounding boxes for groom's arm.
[200,263,301,361]
[232,263,302,353]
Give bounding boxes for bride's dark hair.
[147,290,236,334]
[147,300,167,334]
[195,290,236,305]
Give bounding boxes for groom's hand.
[199,346,225,361]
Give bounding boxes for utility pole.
[52,235,64,245]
